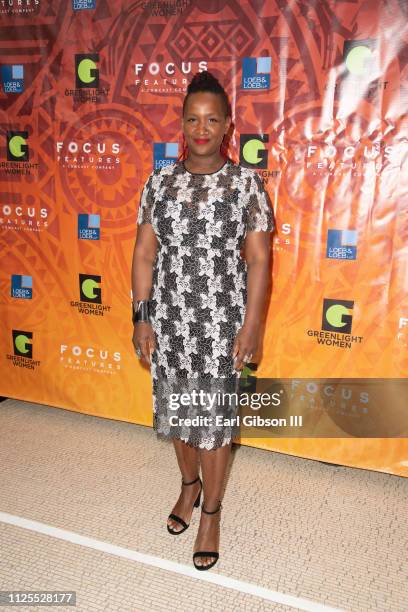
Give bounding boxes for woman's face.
[182,91,231,158]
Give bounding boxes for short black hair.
[183,70,230,117]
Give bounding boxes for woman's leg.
[193,441,232,567]
[167,438,201,532]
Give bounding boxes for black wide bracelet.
[132,300,150,324]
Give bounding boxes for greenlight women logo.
[239,134,268,169]
[75,54,99,88]
[7,131,29,161]
[12,330,33,358]
[343,40,376,76]
[79,274,102,303]
[322,299,354,334]
[239,362,257,392]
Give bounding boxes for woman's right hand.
[132,322,156,365]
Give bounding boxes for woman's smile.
[182,91,231,165]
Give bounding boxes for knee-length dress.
[137,158,275,449]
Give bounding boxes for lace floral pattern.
[137,159,275,449]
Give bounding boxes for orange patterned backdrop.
[1,0,407,476]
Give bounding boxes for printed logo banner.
[1,0,407,476]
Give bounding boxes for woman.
[131,71,274,571]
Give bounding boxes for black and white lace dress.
[137,158,275,449]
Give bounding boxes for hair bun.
[184,70,230,117]
[187,71,221,93]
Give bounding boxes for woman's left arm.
[232,231,271,370]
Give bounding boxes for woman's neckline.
[182,158,229,176]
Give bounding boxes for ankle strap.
[182,475,201,486]
[201,501,222,514]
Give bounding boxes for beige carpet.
[0,398,406,612]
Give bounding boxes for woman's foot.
[167,477,202,534]
[193,502,221,569]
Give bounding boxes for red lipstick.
[194,138,210,144]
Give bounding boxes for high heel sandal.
[167,475,202,535]
[193,501,222,571]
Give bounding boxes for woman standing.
[131,71,274,570]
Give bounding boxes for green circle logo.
[82,278,99,299]
[78,58,97,84]
[326,304,351,328]
[345,45,372,75]
[15,334,31,353]
[9,135,26,158]
[242,139,265,165]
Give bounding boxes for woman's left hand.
[232,323,260,371]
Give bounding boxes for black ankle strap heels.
[167,475,202,535]
[193,501,222,571]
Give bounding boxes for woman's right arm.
[131,223,158,365]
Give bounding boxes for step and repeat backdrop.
[1,1,407,476]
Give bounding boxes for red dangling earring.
[179,133,188,161]
[220,133,228,160]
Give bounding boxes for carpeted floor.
[0,398,406,611]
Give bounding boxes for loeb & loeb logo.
[241,57,271,90]
[1,65,24,94]
[11,275,32,299]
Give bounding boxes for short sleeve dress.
[137,158,275,449]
